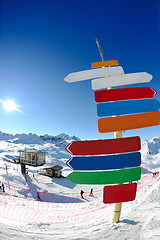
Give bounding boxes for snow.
[0,131,159,239]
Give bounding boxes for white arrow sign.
[64,66,124,83]
[92,72,153,90]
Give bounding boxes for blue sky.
[0,0,160,141]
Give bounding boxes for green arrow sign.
[67,167,141,185]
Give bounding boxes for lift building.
[20,151,45,167]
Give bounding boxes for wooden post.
[95,38,123,223]
[112,130,122,223]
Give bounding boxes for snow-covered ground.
[0,131,159,239]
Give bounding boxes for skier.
[89,188,93,196]
[80,190,84,198]
[2,183,5,193]
[37,191,41,201]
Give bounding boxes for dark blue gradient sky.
[0,0,160,141]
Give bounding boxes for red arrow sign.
[94,87,157,103]
[65,136,141,156]
[103,183,137,204]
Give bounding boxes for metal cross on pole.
[95,38,123,223]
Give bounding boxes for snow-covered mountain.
[0,131,80,145]
[141,135,160,171]
[0,131,160,171]
[141,135,160,155]
[0,131,80,167]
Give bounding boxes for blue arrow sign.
[66,152,141,171]
[97,99,160,117]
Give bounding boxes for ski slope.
[0,170,159,240]
[0,169,159,225]
[0,132,159,239]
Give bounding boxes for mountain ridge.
[0,131,81,145]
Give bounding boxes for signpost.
[94,87,157,103]
[98,111,160,133]
[65,136,141,156]
[66,152,141,171]
[92,72,153,90]
[97,99,160,117]
[64,38,160,224]
[67,167,141,185]
[95,38,124,223]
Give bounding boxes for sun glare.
[0,99,21,113]
[3,100,19,112]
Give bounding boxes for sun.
[0,99,21,113]
[3,100,19,112]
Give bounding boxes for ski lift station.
[38,165,63,178]
[19,151,45,167]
